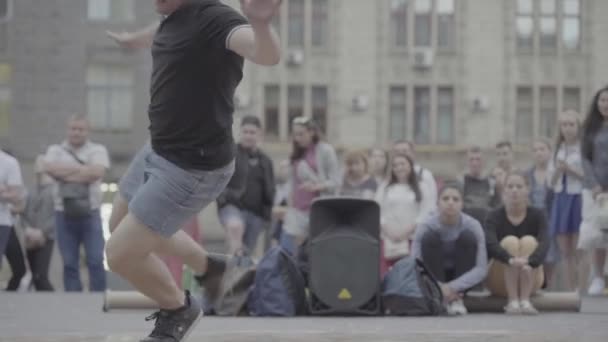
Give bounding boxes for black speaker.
[306,197,381,316]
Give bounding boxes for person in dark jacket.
[217,116,275,254]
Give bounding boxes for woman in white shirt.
[375,153,435,275]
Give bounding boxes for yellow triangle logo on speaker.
[338,288,352,300]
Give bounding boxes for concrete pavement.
[1,293,607,342]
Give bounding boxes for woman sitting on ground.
[412,182,488,316]
[484,171,549,315]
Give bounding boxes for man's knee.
[107,213,168,272]
[500,235,520,254]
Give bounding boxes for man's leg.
[109,193,130,233]
[106,151,234,309]
[112,168,211,277]
[27,240,55,291]
[4,227,26,291]
[242,211,266,254]
[83,211,107,292]
[107,213,185,309]
[55,212,83,291]
[218,205,246,254]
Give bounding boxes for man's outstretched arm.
[228,0,282,66]
[106,21,160,49]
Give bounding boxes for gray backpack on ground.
[381,256,446,316]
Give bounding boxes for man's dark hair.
[495,140,512,150]
[241,115,261,128]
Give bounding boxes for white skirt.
[577,189,608,250]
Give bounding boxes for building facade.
[0,0,607,179]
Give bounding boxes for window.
[539,87,557,138]
[562,0,580,50]
[88,0,134,21]
[515,87,534,143]
[0,63,10,136]
[311,86,328,135]
[0,0,12,21]
[287,85,304,134]
[563,87,580,112]
[414,87,431,144]
[311,0,329,47]
[391,0,408,47]
[539,0,557,49]
[264,85,280,138]
[516,86,582,142]
[414,0,432,47]
[437,87,454,144]
[437,0,455,48]
[287,0,305,47]
[517,0,581,52]
[389,87,407,141]
[391,0,455,49]
[86,65,134,130]
[516,0,534,50]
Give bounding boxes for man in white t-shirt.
[43,115,110,292]
[0,148,25,266]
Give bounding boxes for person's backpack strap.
[62,147,86,165]
[414,258,445,315]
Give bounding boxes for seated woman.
[339,149,378,199]
[412,182,488,316]
[484,171,549,315]
[375,153,434,275]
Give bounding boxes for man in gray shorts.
[105,1,282,341]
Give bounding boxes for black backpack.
[381,256,446,316]
[247,246,308,316]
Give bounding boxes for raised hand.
[240,0,282,25]
[106,30,139,49]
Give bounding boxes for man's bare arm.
[0,185,24,207]
[228,0,282,66]
[106,21,160,49]
[62,165,106,184]
[228,24,280,66]
[44,161,80,179]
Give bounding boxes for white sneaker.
[504,300,521,315]
[587,277,606,296]
[451,299,468,315]
[519,300,539,315]
[445,302,458,316]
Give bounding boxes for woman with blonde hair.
[548,110,584,290]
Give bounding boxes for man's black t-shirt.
[149,0,249,170]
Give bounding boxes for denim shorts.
[119,143,234,237]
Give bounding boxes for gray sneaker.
[140,291,203,342]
